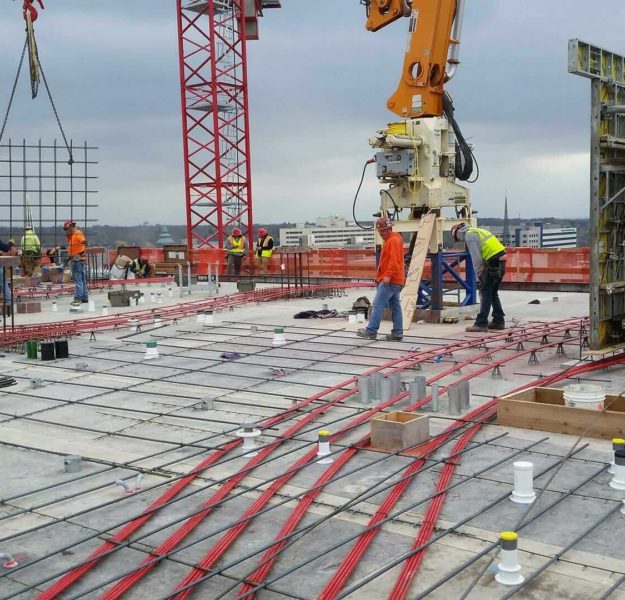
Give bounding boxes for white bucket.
[563,384,605,411]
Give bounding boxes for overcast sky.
[0,1,623,226]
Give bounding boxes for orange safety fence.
[111,247,590,284]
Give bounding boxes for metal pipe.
[390,372,402,397]
[380,377,393,403]
[603,105,625,114]
[186,261,192,295]
[372,372,383,400]
[448,384,461,415]
[430,383,440,411]
[357,376,371,404]
[459,379,470,409]
[177,263,183,298]
[446,0,466,80]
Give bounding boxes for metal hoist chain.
[0,40,27,147]
[0,4,74,164]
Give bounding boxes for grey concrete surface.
[0,286,624,599]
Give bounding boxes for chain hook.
[22,0,44,23]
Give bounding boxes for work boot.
[385,333,403,341]
[356,328,377,340]
[488,321,506,330]
[465,325,488,333]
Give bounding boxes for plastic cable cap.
[274,326,284,333]
[146,340,157,348]
[613,438,625,445]
[500,531,518,542]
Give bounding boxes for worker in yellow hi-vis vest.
[255,227,274,275]
[225,227,247,277]
[20,226,41,276]
[451,223,507,333]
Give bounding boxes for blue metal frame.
[417,250,477,310]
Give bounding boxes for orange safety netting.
[112,247,590,284]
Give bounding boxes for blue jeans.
[71,259,88,301]
[475,262,505,326]
[366,283,403,335]
[0,269,11,301]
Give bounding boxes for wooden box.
[497,387,625,440]
[371,411,429,451]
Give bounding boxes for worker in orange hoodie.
[357,216,405,341]
[63,219,89,304]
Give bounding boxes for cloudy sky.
[0,1,623,226]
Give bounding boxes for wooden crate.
[497,387,625,440]
[371,411,429,451]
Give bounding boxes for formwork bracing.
[0,139,98,246]
[569,39,625,350]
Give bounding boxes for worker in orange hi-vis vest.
[63,219,89,304]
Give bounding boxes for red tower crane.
[176,0,280,251]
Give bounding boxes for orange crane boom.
[365,0,463,118]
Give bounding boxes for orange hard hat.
[63,219,75,230]
[375,216,392,231]
[232,227,242,236]
[258,227,267,236]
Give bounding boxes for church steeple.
[502,194,510,246]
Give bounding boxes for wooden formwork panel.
[497,387,625,440]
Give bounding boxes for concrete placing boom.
[362,0,475,327]
[366,0,463,118]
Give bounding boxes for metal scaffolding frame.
[0,138,98,247]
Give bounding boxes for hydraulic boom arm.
[365,0,463,118]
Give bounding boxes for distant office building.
[537,224,578,248]
[279,216,375,248]
[489,222,577,249]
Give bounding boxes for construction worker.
[130,256,155,279]
[225,227,247,276]
[357,217,405,341]
[451,223,507,332]
[109,255,134,280]
[63,219,89,304]
[19,226,41,276]
[255,227,274,274]
[0,239,16,302]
